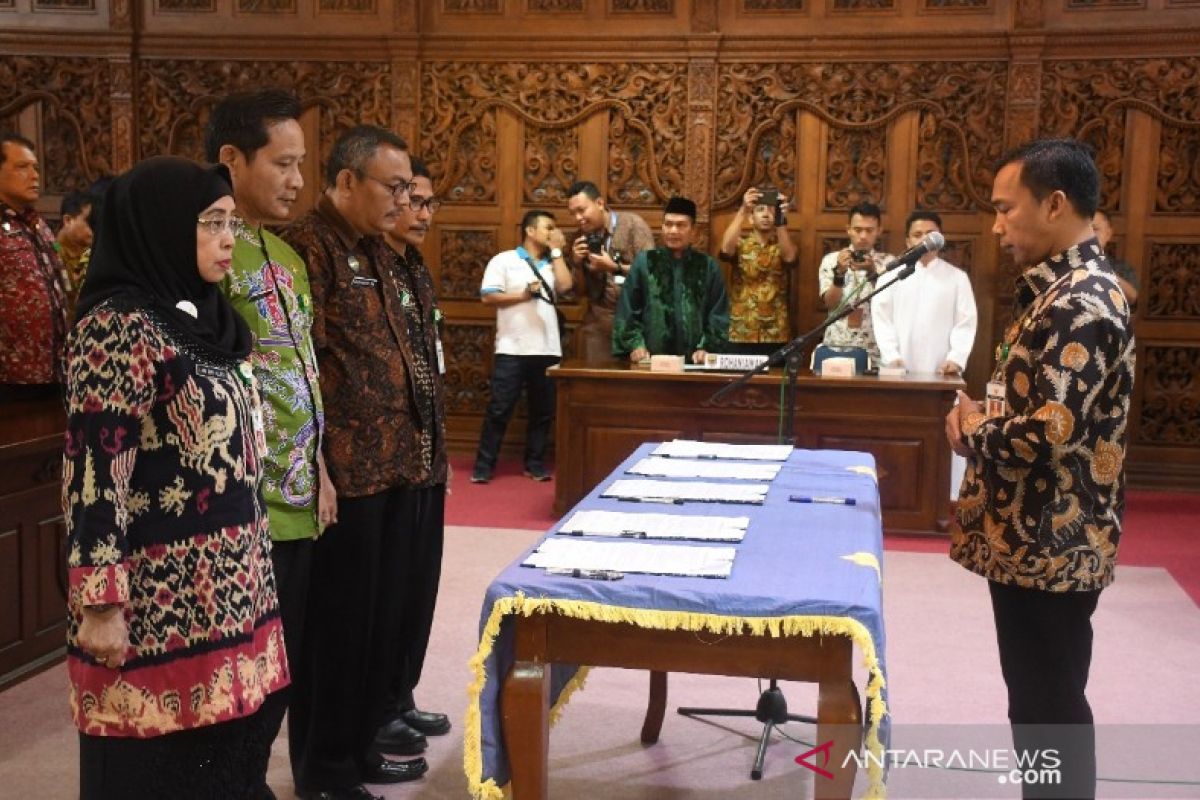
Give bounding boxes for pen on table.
[618,530,648,539]
[544,567,625,581]
[789,495,857,506]
[618,496,684,505]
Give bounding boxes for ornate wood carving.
[443,0,500,11]
[611,0,672,11]
[528,0,583,9]
[825,126,886,211]
[110,58,135,173]
[156,0,216,11]
[33,0,95,9]
[1042,58,1200,213]
[318,0,375,10]
[691,0,717,30]
[0,56,111,192]
[1014,0,1042,26]
[439,228,498,300]
[1137,346,1200,446]
[1065,0,1144,8]
[391,59,419,149]
[1156,122,1200,214]
[1144,242,1200,320]
[922,0,990,8]
[831,0,894,9]
[110,0,132,28]
[421,62,687,205]
[742,0,804,9]
[714,62,1006,210]
[524,126,579,205]
[238,0,297,12]
[607,114,658,207]
[941,238,975,275]
[136,59,391,171]
[685,60,716,214]
[443,324,495,416]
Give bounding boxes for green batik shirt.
[612,247,730,357]
[222,225,325,541]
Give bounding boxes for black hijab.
[75,156,252,361]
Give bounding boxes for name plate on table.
[684,353,770,372]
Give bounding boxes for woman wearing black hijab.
[63,157,288,799]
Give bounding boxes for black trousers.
[79,689,285,800]
[989,580,1102,799]
[385,483,446,716]
[473,354,559,472]
[258,536,313,747]
[289,488,419,793]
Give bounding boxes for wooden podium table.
[550,360,963,537]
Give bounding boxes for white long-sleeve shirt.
[870,257,977,374]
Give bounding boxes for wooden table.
[469,444,888,800]
[550,360,963,536]
[502,616,863,799]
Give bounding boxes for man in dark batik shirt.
[283,125,429,799]
[612,196,729,364]
[946,139,1135,800]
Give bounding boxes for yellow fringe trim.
[464,592,889,799]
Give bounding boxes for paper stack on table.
[524,537,737,578]
[558,509,750,542]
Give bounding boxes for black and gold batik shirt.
[952,239,1135,593]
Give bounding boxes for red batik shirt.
[0,202,69,384]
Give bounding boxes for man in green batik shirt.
[206,89,337,776]
[612,196,730,364]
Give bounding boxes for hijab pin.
[347,255,360,272]
[176,300,198,318]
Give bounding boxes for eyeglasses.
[196,215,245,237]
[407,196,442,213]
[365,175,418,200]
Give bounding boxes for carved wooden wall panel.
[1137,346,1200,447]
[0,56,112,198]
[136,59,392,171]
[1144,242,1200,320]
[3,1,1200,489]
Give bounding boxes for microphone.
[877,231,945,276]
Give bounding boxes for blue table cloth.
[465,443,890,799]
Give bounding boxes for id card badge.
[985,380,1007,418]
[435,337,446,375]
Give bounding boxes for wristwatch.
[549,247,563,260]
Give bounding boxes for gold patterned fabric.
[952,240,1135,592]
[726,235,795,344]
[63,305,287,737]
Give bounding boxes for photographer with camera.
[719,186,797,355]
[565,180,656,361]
[817,200,892,364]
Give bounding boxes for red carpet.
[447,455,1200,605]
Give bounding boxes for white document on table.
[557,509,749,542]
[524,537,737,578]
[628,456,781,482]
[652,439,793,462]
[602,478,769,505]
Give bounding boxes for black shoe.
[363,756,428,784]
[470,467,491,484]
[401,707,452,736]
[373,717,427,755]
[299,786,382,800]
[523,466,551,482]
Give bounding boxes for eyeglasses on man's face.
[365,174,419,200]
[407,196,442,213]
[196,214,245,237]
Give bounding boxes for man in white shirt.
[471,210,572,484]
[871,209,977,376]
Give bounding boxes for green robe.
[612,247,730,357]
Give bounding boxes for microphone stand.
[676,261,919,781]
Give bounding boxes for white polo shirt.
[480,246,561,357]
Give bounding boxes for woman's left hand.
[78,605,129,669]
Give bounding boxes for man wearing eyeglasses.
[371,156,453,761]
[283,125,429,799]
